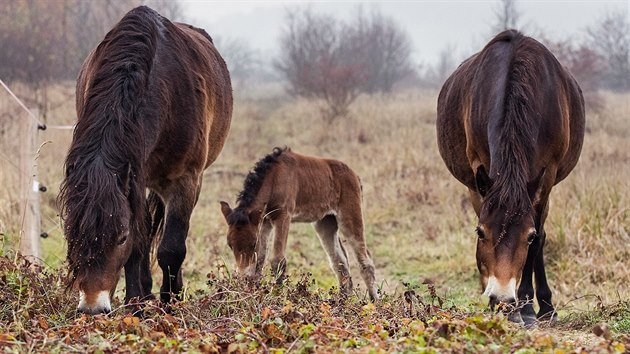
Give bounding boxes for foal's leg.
[337,210,378,301]
[269,212,291,284]
[157,177,201,303]
[314,215,352,295]
[255,220,272,276]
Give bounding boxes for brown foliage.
[0,0,183,86]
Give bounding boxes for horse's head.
[473,166,541,312]
[220,202,263,279]
[60,160,139,315]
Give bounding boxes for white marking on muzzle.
[483,276,517,302]
[78,290,111,314]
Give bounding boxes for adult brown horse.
[58,6,232,314]
[437,30,584,325]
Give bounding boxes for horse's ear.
[527,168,546,203]
[220,201,232,221]
[475,165,493,197]
[249,209,263,225]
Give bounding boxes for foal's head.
[473,167,542,309]
[220,202,263,279]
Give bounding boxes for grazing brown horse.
[58,6,232,314]
[436,30,585,325]
[220,147,378,301]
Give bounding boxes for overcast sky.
[180,0,629,66]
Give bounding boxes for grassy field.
[0,83,628,352]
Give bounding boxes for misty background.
[0,0,628,118]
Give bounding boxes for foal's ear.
[475,165,493,197]
[249,209,263,225]
[220,201,232,221]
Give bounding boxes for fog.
[182,0,628,66]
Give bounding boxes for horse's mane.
[484,30,538,218]
[58,6,161,284]
[228,147,288,225]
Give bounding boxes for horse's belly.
[290,206,335,223]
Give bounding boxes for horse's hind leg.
[337,210,378,301]
[314,215,352,296]
[157,177,201,303]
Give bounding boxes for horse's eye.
[527,231,537,245]
[476,226,486,240]
[116,230,129,246]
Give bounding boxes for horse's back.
[278,151,361,217]
[437,30,585,188]
[170,21,233,168]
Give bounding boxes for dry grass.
[0,82,629,351]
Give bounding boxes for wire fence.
[0,79,75,264]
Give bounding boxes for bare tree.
[275,7,414,121]
[275,9,365,121]
[493,0,521,32]
[215,37,259,86]
[0,0,186,116]
[586,11,630,91]
[142,0,184,21]
[422,44,457,88]
[543,36,603,111]
[348,7,414,93]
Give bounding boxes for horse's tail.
[147,191,166,266]
[486,30,537,209]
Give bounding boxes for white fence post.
[19,108,42,262]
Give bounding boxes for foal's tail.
[147,191,166,266]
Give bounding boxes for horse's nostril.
[488,295,498,309]
[78,305,111,315]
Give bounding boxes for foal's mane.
[58,6,162,283]
[483,30,539,217]
[228,147,287,225]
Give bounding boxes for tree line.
[0,0,181,86]
[1,1,628,120]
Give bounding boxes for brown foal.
[220,147,378,301]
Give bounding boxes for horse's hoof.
[507,310,524,325]
[537,310,558,325]
[521,314,537,328]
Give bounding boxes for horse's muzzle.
[78,290,112,315]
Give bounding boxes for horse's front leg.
[517,235,539,326]
[157,177,200,303]
[532,195,556,322]
[123,240,155,309]
[269,213,290,284]
[534,228,556,322]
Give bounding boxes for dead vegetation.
[1,84,629,351]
